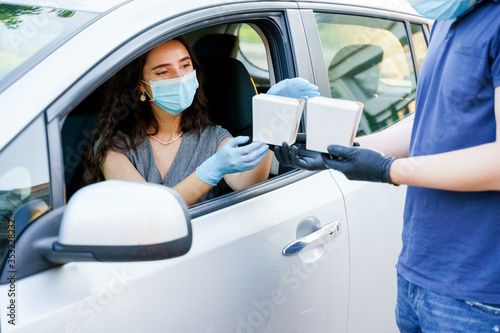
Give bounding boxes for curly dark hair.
[81,37,212,186]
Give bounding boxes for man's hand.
[322,145,396,184]
[274,142,327,171]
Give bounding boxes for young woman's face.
[141,39,194,83]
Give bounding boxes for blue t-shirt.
[396,0,500,304]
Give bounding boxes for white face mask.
[407,0,476,20]
[142,70,199,115]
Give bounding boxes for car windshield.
[0,4,97,91]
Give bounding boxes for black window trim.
[405,21,419,81]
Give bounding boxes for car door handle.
[282,221,342,256]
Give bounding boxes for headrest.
[193,34,239,59]
[329,44,383,78]
[329,44,384,94]
[198,55,256,137]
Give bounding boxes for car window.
[0,114,51,259]
[238,23,268,71]
[236,23,271,94]
[0,4,97,92]
[314,13,418,135]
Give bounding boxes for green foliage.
[239,24,262,44]
[0,4,42,29]
[0,4,75,30]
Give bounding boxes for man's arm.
[275,89,500,192]
[390,86,500,191]
[356,117,413,158]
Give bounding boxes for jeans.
[396,273,500,333]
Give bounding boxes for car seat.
[193,33,239,59]
[198,55,257,138]
[193,34,258,139]
[61,84,106,200]
[193,34,261,196]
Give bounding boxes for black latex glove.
[274,142,327,171]
[322,144,396,184]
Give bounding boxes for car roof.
[1,0,419,15]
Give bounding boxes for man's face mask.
[143,70,199,115]
[408,0,476,20]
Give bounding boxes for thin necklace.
[149,132,183,145]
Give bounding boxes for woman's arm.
[172,173,214,206]
[220,136,273,191]
[101,151,146,182]
[102,136,271,205]
[102,150,212,206]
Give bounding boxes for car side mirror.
[47,180,192,263]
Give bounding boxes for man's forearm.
[356,118,413,158]
[390,141,500,191]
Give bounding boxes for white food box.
[306,96,363,153]
[252,94,305,146]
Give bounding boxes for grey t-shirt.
[121,125,231,202]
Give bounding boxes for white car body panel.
[330,170,406,332]
[0,171,350,332]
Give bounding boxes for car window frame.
[44,2,317,216]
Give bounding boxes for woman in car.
[82,36,319,205]
[81,37,273,206]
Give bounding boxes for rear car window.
[314,13,419,135]
[0,4,97,91]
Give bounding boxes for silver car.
[0,0,429,331]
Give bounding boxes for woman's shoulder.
[196,125,232,139]
[95,131,147,155]
[187,125,231,148]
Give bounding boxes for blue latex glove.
[322,145,396,184]
[267,78,320,100]
[196,136,269,186]
[274,142,327,171]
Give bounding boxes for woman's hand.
[196,136,269,186]
[267,78,320,100]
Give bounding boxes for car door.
[0,2,350,332]
[298,3,430,332]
